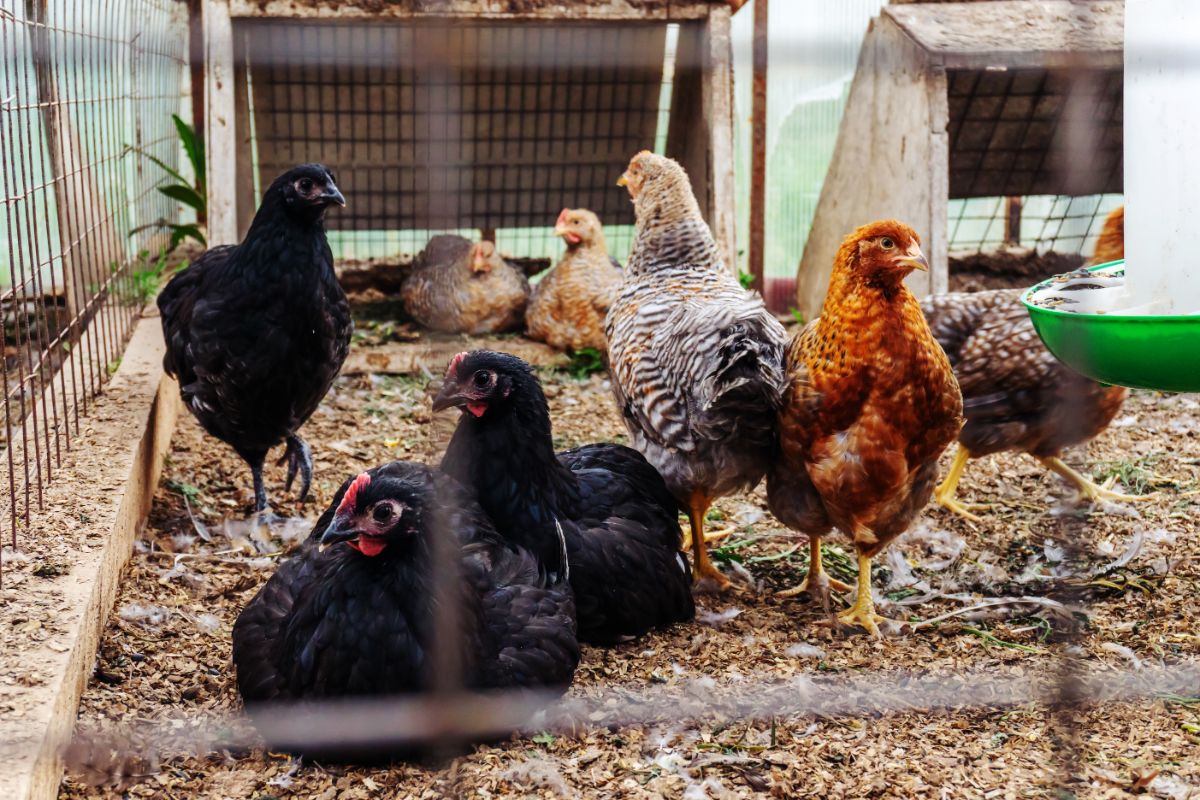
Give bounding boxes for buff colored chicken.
[526,208,623,353]
[606,152,787,588]
[921,206,1137,521]
[401,235,529,334]
[768,221,963,636]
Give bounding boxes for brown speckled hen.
[606,152,787,588]
[921,205,1136,520]
[526,208,623,353]
[768,221,962,636]
[401,236,529,334]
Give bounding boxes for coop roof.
[243,20,669,232]
[886,0,1123,199]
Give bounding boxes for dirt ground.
[53,316,1200,799]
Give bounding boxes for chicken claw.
[776,537,852,607]
[831,552,893,638]
[280,434,313,501]
[1039,456,1156,505]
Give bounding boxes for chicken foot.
[1039,456,1154,504]
[830,552,890,638]
[279,434,314,501]
[776,537,853,611]
[687,492,731,589]
[934,446,993,522]
[250,456,269,513]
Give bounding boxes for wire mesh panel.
[242,20,670,263]
[0,0,188,581]
[948,193,1124,256]
[947,67,1123,200]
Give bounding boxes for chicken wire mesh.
[1,1,1196,796]
[235,20,683,266]
[0,0,189,581]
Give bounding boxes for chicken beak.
[896,247,929,272]
[321,185,347,207]
[431,378,465,412]
[553,223,569,237]
[616,173,629,188]
[318,515,358,552]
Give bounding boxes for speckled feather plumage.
[919,206,1127,460]
[526,211,623,352]
[769,221,963,556]
[402,235,530,334]
[605,155,787,503]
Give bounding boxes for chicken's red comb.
[336,472,371,516]
[447,351,469,378]
[556,208,570,226]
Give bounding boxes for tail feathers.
[698,320,786,444]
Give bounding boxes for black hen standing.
[434,350,694,646]
[157,164,352,512]
[232,461,578,756]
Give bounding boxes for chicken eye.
[372,503,393,523]
[880,237,895,250]
[299,178,314,193]
[472,369,492,388]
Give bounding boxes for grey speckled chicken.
[605,151,787,588]
[526,208,623,353]
[920,205,1133,521]
[401,236,529,334]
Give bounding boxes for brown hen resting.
[921,206,1137,521]
[526,209,623,353]
[401,236,529,334]
[768,221,963,636]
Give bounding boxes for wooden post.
[703,7,737,275]
[1003,196,1022,246]
[188,0,205,205]
[233,31,256,238]
[204,0,238,245]
[748,0,768,294]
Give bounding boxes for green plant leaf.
[160,184,205,212]
[168,223,206,248]
[173,114,205,193]
[124,143,190,186]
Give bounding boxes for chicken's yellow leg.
[836,551,889,638]
[1039,456,1154,503]
[687,493,731,589]
[679,518,736,551]
[776,537,853,599]
[934,446,991,522]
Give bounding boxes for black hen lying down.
[434,350,694,646]
[157,164,353,512]
[232,461,579,756]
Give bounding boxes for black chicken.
[434,351,695,645]
[157,164,352,512]
[232,461,579,755]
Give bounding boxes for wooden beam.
[748,0,767,294]
[204,0,238,245]
[702,6,737,275]
[227,0,714,21]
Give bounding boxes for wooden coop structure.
[794,0,1123,317]
[198,0,738,271]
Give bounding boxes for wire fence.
[0,0,188,582]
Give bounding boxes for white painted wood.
[794,13,942,317]
[204,0,238,246]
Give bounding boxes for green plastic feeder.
[1021,261,1200,393]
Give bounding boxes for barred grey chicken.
[605,152,787,587]
[402,236,529,334]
